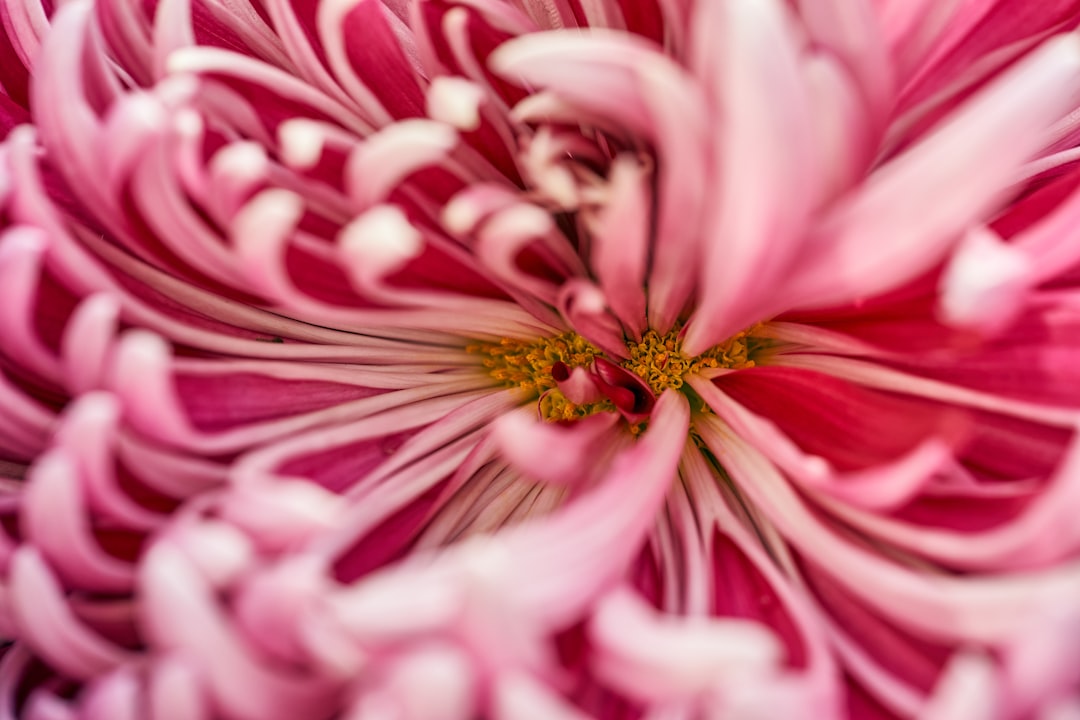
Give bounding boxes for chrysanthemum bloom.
[4,0,1080,717]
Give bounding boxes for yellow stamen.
[470,326,761,421]
[623,328,755,395]
[467,332,613,419]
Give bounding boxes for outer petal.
[787,34,1080,310]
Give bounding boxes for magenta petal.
[901,0,1080,112]
[710,366,957,471]
[173,364,385,433]
[338,0,425,120]
[591,357,655,421]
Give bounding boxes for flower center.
[470,327,757,421]
[468,332,602,396]
[622,329,754,395]
[468,333,613,421]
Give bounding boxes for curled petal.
[589,587,783,703]
[138,540,339,720]
[493,390,688,626]
[592,357,656,422]
[219,481,344,553]
[21,450,135,593]
[349,644,477,720]
[923,653,998,720]
[426,76,486,131]
[491,672,593,720]
[938,226,1033,335]
[78,667,140,720]
[491,408,620,486]
[338,204,426,288]
[60,294,120,395]
[9,547,133,682]
[345,120,458,208]
[491,30,710,330]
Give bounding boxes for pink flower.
[3,0,1080,717]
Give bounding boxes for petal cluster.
[1,1,1080,719]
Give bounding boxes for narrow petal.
[683,0,815,354]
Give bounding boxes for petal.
[21,450,135,592]
[588,587,783,703]
[789,34,1080,309]
[9,547,133,681]
[492,672,594,720]
[922,653,997,720]
[683,0,816,354]
[698,423,1080,647]
[491,31,710,330]
[693,374,953,512]
[138,540,339,720]
[583,154,649,336]
[495,390,688,627]
[78,668,140,720]
[705,366,958,472]
[491,408,621,487]
[937,226,1033,335]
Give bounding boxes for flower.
[3,0,1080,717]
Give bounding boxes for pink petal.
[683,0,815,354]
[582,154,649,336]
[78,668,140,720]
[137,540,339,720]
[789,34,1080,310]
[21,450,135,592]
[8,547,133,681]
[491,672,594,720]
[491,408,620,486]
[937,226,1033,335]
[490,31,710,330]
[588,587,783,703]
